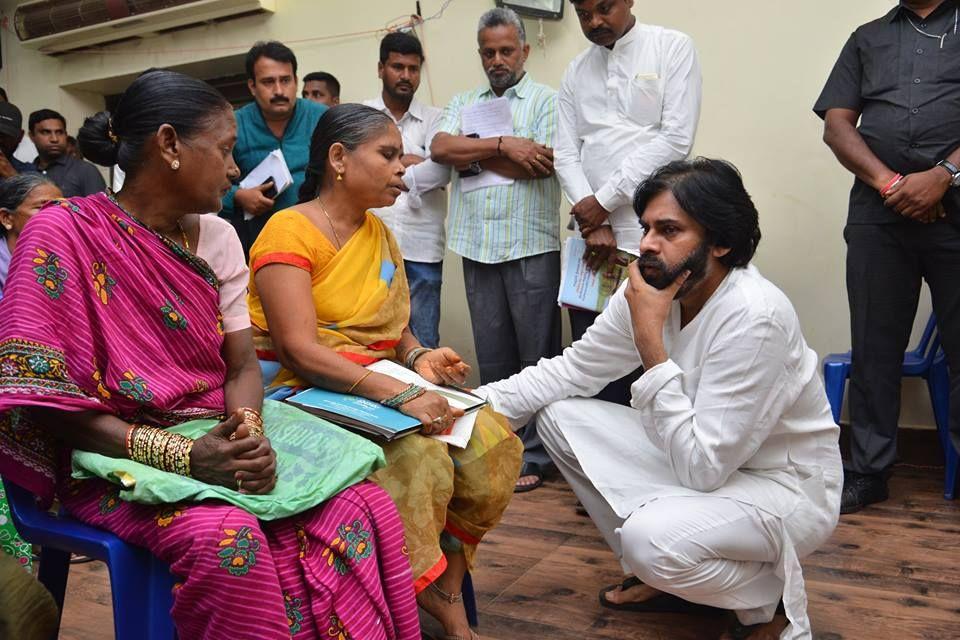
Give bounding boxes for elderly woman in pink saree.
[0,70,420,640]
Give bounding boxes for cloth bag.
[72,400,385,520]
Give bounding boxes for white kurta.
[365,96,450,263]
[479,265,841,639]
[555,23,702,250]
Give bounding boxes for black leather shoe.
[840,471,889,514]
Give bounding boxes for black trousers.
[567,308,643,407]
[845,220,960,475]
[463,252,562,470]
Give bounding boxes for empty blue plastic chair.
[822,313,958,499]
[2,478,177,639]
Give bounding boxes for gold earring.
[336,172,343,181]
[171,160,181,170]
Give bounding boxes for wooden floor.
[57,430,960,640]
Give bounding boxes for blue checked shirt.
[438,73,561,264]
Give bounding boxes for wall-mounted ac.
[15,0,276,55]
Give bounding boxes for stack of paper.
[239,149,294,220]
[460,97,515,193]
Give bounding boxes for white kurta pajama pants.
[479,266,843,640]
[538,398,834,635]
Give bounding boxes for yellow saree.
[248,209,409,386]
[248,208,521,591]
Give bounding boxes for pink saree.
[0,194,420,639]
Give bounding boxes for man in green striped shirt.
[432,7,562,493]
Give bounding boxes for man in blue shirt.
[220,41,327,255]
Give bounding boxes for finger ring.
[236,478,243,491]
[536,154,544,161]
[431,416,444,425]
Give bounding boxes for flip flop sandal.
[598,577,724,614]
[513,461,543,493]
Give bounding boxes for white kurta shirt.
[555,23,702,250]
[479,265,841,639]
[365,96,451,263]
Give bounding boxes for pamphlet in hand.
[460,97,514,193]
[239,149,294,220]
[557,237,638,313]
[285,360,486,447]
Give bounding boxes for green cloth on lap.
[71,400,385,521]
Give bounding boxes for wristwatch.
[936,159,960,188]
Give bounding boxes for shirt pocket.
[625,73,663,125]
[938,38,960,82]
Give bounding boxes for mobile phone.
[260,177,278,200]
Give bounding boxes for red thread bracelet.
[880,173,903,197]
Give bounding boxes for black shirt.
[38,154,106,198]
[814,0,960,224]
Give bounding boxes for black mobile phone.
[260,177,278,199]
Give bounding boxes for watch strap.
[936,159,960,186]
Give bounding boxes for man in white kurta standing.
[365,31,451,348]
[556,0,702,406]
[479,159,841,640]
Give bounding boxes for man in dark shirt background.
[29,109,105,197]
[815,0,960,513]
[0,103,35,180]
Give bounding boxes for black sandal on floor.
[723,602,787,639]
[513,461,543,493]
[598,577,724,614]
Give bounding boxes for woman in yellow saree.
[248,105,521,640]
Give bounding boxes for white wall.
[0,0,937,426]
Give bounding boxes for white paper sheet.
[460,97,515,193]
[365,360,484,448]
[239,149,294,220]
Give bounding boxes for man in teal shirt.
[220,41,327,255]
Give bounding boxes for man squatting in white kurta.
[478,159,842,640]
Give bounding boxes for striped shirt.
[438,73,561,264]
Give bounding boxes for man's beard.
[486,67,518,90]
[637,241,710,296]
[385,82,415,102]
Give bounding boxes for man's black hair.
[28,109,66,133]
[633,158,762,268]
[379,31,425,64]
[303,71,341,97]
[245,41,298,80]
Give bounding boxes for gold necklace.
[315,198,343,250]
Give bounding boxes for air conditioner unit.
[15,0,276,55]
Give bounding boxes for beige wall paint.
[0,0,938,426]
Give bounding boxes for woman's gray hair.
[0,174,55,212]
[477,7,526,44]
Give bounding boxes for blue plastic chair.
[823,313,958,499]
[2,478,177,640]
[257,360,482,626]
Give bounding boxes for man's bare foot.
[602,580,663,605]
[718,614,788,640]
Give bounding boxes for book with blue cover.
[286,387,423,441]
[285,360,486,445]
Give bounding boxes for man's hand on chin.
[625,261,689,368]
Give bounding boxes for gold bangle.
[348,370,373,394]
